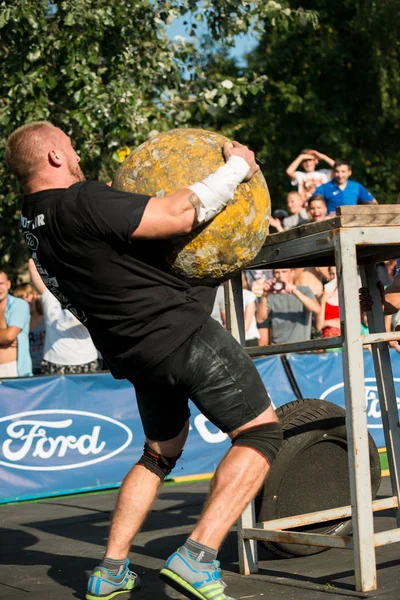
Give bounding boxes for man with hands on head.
[6,121,282,600]
[256,268,320,345]
[286,148,334,202]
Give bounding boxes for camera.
[272,281,285,292]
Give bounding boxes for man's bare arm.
[131,189,199,239]
[28,258,47,294]
[0,326,21,346]
[286,153,314,180]
[286,283,320,315]
[132,141,259,239]
[256,295,269,323]
[311,150,335,168]
[296,289,320,315]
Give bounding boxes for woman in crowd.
[28,259,99,374]
[316,266,340,338]
[210,276,261,347]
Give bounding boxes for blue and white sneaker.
[86,558,141,599]
[160,546,235,600]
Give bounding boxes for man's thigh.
[171,318,272,434]
[129,376,190,442]
[130,318,271,441]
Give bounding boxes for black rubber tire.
[255,398,381,558]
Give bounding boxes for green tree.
[207,0,400,208]
[1,0,302,278]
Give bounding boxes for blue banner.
[254,355,297,410]
[1,350,394,504]
[0,355,295,504]
[287,349,400,449]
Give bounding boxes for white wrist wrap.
[189,155,250,223]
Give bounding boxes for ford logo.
[0,410,133,471]
[320,377,400,429]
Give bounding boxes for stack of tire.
[255,399,381,557]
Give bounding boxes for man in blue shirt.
[0,267,32,377]
[313,159,377,215]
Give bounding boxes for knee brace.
[137,443,182,481]
[232,422,283,465]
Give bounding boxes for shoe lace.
[211,561,227,590]
[127,569,138,581]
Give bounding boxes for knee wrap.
[137,443,182,481]
[232,422,283,465]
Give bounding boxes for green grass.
[380,450,389,472]
[1,474,210,506]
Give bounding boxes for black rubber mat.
[0,479,399,599]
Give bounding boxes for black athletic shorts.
[128,317,271,441]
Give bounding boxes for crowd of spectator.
[0,260,101,378]
[211,261,399,352]
[211,150,398,351]
[0,149,396,378]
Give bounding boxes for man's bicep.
[131,196,170,238]
[131,191,195,239]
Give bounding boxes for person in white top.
[210,277,260,347]
[28,259,98,374]
[286,148,334,202]
[210,285,225,326]
[242,287,260,347]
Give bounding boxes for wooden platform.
[230,204,400,592]
[250,206,400,269]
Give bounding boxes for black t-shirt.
[21,181,215,378]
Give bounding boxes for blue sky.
[167,17,258,66]
[50,2,256,65]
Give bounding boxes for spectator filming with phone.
[256,268,320,345]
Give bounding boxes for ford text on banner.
[0,355,295,504]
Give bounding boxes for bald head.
[6,122,58,183]
[5,121,85,192]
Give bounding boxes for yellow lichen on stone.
[113,128,271,285]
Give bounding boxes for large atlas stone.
[113,128,271,285]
